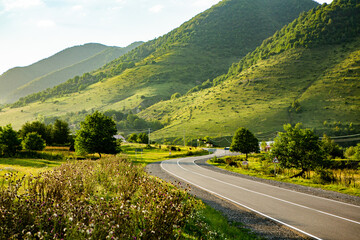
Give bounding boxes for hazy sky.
[0,0,333,75]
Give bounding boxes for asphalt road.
[160,150,360,240]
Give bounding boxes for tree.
[136,133,149,144]
[22,132,46,151]
[344,146,356,159]
[127,133,138,143]
[353,144,360,161]
[321,134,343,159]
[52,119,70,145]
[271,123,325,178]
[346,144,360,160]
[75,111,118,158]
[0,125,22,156]
[19,121,52,145]
[230,127,259,161]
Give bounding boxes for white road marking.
[179,158,360,225]
[160,160,323,240]
[193,156,360,209]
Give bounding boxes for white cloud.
[71,5,83,11]
[2,0,43,12]
[37,19,55,28]
[149,4,164,13]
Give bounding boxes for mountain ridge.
[5,0,319,114]
[138,0,360,143]
[0,42,143,103]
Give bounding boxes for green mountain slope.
[0,42,142,103]
[6,42,143,103]
[139,0,360,143]
[1,0,319,129]
[0,43,108,103]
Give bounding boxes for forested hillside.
[139,0,360,143]
[7,0,318,113]
[0,42,142,103]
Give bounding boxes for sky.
[0,0,333,75]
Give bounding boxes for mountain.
[138,0,360,144]
[0,0,319,130]
[0,42,143,103]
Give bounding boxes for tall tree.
[230,127,259,161]
[52,119,70,145]
[0,125,22,156]
[271,123,325,178]
[75,111,118,158]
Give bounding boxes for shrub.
[212,156,225,164]
[313,168,336,184]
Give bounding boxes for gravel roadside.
[146,157,360,239]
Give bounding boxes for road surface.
[160,150,360,240]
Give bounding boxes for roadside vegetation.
[0,152,258,239]
[210,125,360,197]
[0,112,258,239]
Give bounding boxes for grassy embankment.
[0,145,259,239]
[209,153,360,197]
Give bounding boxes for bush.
[313,168,337,184]
[212,156,225,164]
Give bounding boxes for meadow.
[0,145,258,239]
[209,153,360,197]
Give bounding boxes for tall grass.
[0,157,197,239]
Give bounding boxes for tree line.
[230,123,360,178]
[0,119,70,156]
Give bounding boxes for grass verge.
[209,154,360,197]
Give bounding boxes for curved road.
[160,150,360,240]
